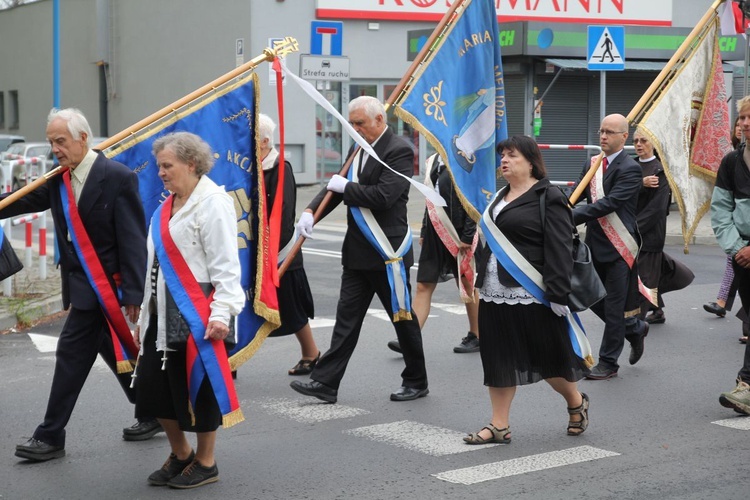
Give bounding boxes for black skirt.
[416,221,458,284]
[134,316,222,432]
[269,267,315,337]
[478,301,589,387]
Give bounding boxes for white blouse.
[478,198,540,305]
[137,175,245,353]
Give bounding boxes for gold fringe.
[228,319,276,371]
[189,402,196,427]
[116,360,134,374]
[222,408,245,429]
[583,354,595,369]
[624,308,641,319]
[393,310,413,322]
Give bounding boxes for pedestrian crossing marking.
[588,27,622,64]
[344,420,499,456]
[711,417,750,430]
[28,333,58,353]
[587,25,625,71]
[309,318,336,329]
[433,445,620,484]
[257,397,370,423]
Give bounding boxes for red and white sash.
[589,155,658,306]
[423,154,478,302]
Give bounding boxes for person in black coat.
[290,96,427,403]
[387,153,480,356]
[633,129,693,325]
[572,113,650,380]
[258,113,319,375]
[6,108,151,462]
[464,135,589,445]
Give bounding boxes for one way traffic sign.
[587,26,625,71]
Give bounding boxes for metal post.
[600,71,606,123]
[2,219,12,297]
[24,221,32,268]
[39,211,47,280]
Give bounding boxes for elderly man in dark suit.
[290,96,428,403]
[573,113,650,380]
[5,108,153,462]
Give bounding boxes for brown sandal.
[463,424,511,445]
[567,392,589,436]
[288,352,320,376]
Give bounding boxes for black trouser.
[312,267,427,391]
[33,307,136,447]
[731,260,750,384]
[590,257,644,370]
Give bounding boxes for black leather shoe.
[703,302,726,317]
[454,332,480,353]
[387,340,403,354]
[585,364,618,380]
[390,386,429,401]
[123,419,163,441]
[290,380,337,403]
[15,438,65,461]
[628,321,649,365]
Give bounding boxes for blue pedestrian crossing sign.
[587,26,625,71]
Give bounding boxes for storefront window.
[315,81,342,181]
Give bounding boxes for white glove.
[327,174,349,194]
[550,302,570,317]
[297,211,314,239]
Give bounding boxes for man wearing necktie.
[291,96,428,403]
[2,108,156,462]
[572,113,650,380]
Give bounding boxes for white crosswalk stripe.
[344,420,499,456]
[432,446,620,485]
[256,397,370,423]
[711,417,750,430]
[27,333,110,372]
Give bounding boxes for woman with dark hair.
[464,135,590,445]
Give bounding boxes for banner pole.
[279,0,469,278]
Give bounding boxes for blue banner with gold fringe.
[104,71,279,369]
[394,0,507,221]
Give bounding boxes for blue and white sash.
[479,190,594,367]
[348,151,413,321]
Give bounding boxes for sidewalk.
[0,184,718,332]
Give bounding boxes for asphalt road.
[1,217,748,500]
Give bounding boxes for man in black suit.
[6,108,155,461]
[573,113,650,380]
[290,96,428,403]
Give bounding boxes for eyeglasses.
[598,129,627,136]
[632,138,649,144]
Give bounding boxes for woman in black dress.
[464,136,589,445]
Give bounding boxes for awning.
[544,58,735,72]
[544,58,664,71]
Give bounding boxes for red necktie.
[601,157,608,175]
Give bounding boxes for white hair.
[348,96,385,120]
[258,113,277,143]
[47,108,93,142]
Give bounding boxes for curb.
[0,294,64,331]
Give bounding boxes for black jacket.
[0,152,147,310]
[636,157,670,252]
[476,179,573,305]
[264,158,303,271]
[309,128,415,271]
[573,151,642,262]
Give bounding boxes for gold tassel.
[584,354,595,369]
[624,308,641,319]
[116,360,134,374]
[222,408,245,429]
[188,402,196,427]
[393,310,413,322]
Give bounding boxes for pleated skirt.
[478,301,589,388]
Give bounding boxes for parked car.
[0,134,26,160]
[1,142,53,189]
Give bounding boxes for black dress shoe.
[387,340,403,354]
[290,380,337,403]
[390,386,429,401]
[123,419,163,441]
[645,309,665,324]
[15,438,65,461]
[628,321,649,365]
[585,364,618,380]
[703,302,726,317]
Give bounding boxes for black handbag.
[0,235,23,282]
[540,187,606,313]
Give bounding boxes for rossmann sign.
[316,0,673,27]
